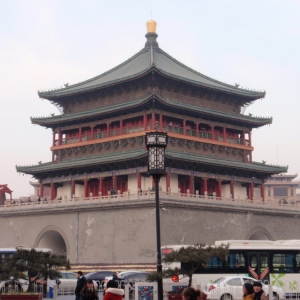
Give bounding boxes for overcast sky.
[1,0,300,197]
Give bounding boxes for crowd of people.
[75,271,124,300]
[75,270,267,300]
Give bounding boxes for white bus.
[162,240,300,296]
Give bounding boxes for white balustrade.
[1,191,300,212]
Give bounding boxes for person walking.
[242,283,255,300]
[75,271,86,300]
[80,279,98,300]
[253,282,268,300]
[104,280,124,300]
[196,289,207,300]
[182,287,198,300]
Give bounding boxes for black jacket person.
[75,271,86,300]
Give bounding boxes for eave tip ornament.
[146,20,157,33]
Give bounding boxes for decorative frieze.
[168,137,244,161]
[60,136,144,160]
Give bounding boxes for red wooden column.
[40,183,44,197]
[166,171,171,192]
[58,130,62,146]
[143,113,147,131]
[218,180,222,198]
[99,178,103,195]
[152,112,155,130]
[159,114,163,131]
[261,183,265,202]
[113,175,117,190]
[250,182,254,200]
[243,150,247,163]
[230,180,234,198]
[249,131,252,147]
[84,179,88,198]
[90,126,94,140]
[243,130,246,146]
[50,183,54,200]
[189,176,194,193]
[120,120,123,135]
[183,119,186,135]
[72,180,75,197]
[223,127,227,142]
[203,178,208,195]
[196,122,199,138]
[137,172,141,191]
[211,126,215,140]
[106,123,109,138]
[79,127,82,142]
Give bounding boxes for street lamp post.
[145,132,168,300]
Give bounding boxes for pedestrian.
[37,197,41,203]
[253,281,267,300]
[196,289,207,300]
[75,271,86,300]
[104,279,124,300]
[182,287,198,300]
[242,283,255,300]
[80,279,98,300]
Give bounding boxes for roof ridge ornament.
[145,20,159,48]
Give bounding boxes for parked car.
[118,271,150,293]
[58,271,78,294]
[85,271,115,291]
[118,271,150,282]
[204,276,284,300]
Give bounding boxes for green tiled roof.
[38,43,264,100]
[16,150,148,174]
[31,94,271,128]
[31,96,148,126]
[158,97,272,126]
[166,150,288,174]
[16,148,287,175]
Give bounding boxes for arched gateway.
[34,225,70,258]
[247,226,273,240]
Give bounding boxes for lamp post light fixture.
[145,132,168,300]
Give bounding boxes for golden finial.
[146,20,157,33]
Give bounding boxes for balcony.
[57,124,250,148]
[2,190,300,214]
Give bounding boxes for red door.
[117,180,128,194]
[207,180,218,196]
[178,178,189,194]
[88,182,99,197]
[102,178,113,196]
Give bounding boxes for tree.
[0,248,70,293]
[148,243,229,287]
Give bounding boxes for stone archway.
[34,225,70,258]
[246,226,273,240]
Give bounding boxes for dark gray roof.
[38,42,264,100]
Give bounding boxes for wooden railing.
[59,126,249,147]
